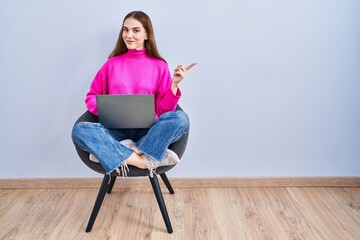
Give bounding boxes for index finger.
[185,63,197,71]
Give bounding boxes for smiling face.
[122,17,148,50]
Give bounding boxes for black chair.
[73,105,189,234]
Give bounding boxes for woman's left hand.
[172,63,197,85]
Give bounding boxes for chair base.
[149,175,173,233]
[85,173,174,233]
[86,174,110,232]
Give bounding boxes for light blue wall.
[0,0,359,178]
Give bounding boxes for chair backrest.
[73,105,189,176]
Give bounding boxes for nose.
[125,31,133,39]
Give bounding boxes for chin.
[126,44,145,50]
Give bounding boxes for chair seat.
[76,144,175,177]
[74,107,188,177]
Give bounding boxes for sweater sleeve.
[85,67,108,115]
[154,65,181,118]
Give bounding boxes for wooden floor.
[0,180,359,240]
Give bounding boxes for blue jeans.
[71,110,189,174]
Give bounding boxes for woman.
[72,11,196,176]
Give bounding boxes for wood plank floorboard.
[0,185,359,239]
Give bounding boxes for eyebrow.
[123,26,142,30]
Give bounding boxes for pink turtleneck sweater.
[85,49,181,118]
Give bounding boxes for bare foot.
[125,152,147,169]
[130,145,144,155]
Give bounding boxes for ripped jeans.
[71,110,189,175]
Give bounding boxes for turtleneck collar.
[125,49,147,60]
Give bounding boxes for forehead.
[123,17,144,28]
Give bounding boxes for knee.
[163,110,190,131]
[71,122,95,144]
[71,122,85,143]
[176,110,190,130]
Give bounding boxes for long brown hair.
[108,11,166,62]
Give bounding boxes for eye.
[123,28,128,32]
[133,29,140,33]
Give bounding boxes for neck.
[126,49,147,59]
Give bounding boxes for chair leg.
[149,176,173,234]
[107,175,117,194]
[86,174,110,232]
[160,173,175,194]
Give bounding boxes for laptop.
[96,94,155,129]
